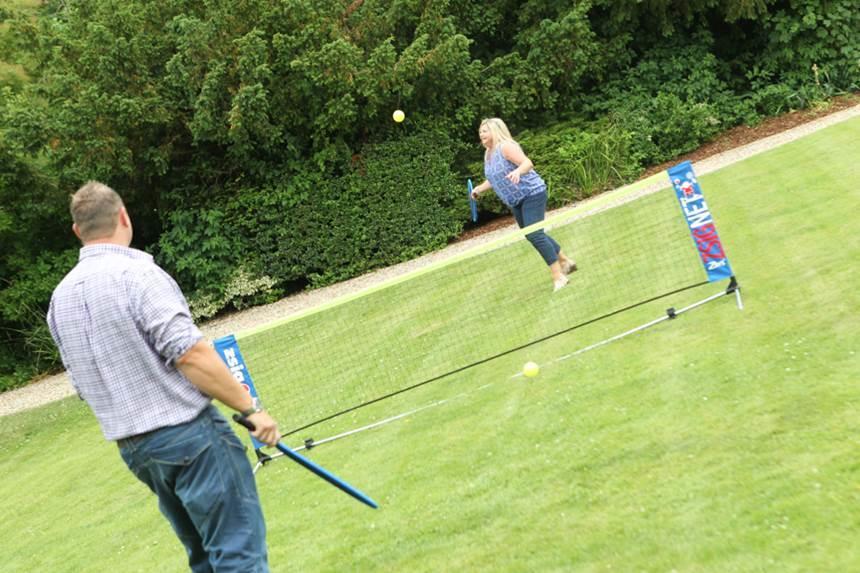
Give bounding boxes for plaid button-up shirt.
[47,244,210,440]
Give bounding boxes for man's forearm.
[176,340,254,413]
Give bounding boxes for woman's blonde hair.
[480,117,514,149]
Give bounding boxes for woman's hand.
[500,141,532,185]
[471,181,490,199]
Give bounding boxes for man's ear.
[118,207,130,228]
[72,223,83,241]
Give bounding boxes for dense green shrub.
[755,0,860,92]
[585,35,740,164]
[154,207,280,319]
[0,248,77,392]
[236,131,468,288]
[1,0,858,389]
[744,82,799,117]
[156,208,246,302]
[0,121,70,390]
[0,67,26,93]
[154,130,467,317]
[616,94,723,165]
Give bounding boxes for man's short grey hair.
[70,181,124,241]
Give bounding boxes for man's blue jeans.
[511,191,561,265]
[118,405,269,572]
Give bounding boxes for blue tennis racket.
[467,178,478,223]
[234,415,379,509]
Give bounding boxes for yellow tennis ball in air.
[392,109,405,123]
[523,361,540,378]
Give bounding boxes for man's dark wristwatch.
[239,397,263,417]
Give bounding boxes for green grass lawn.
[1,117,858,572]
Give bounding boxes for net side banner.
[667,161,733,282]
[213,334,265,450]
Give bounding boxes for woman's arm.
[471,180,492,198]
[501,141,534,185]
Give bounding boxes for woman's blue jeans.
[511,191,560,265]
[118,405,269,572]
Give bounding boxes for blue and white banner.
[213,334,265,450]
[668,161,734,282]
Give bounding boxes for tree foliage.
[0,0,857,389]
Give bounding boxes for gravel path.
[2,103,858,418]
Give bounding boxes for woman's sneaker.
[561,260,577,274]
[553,275,569,292]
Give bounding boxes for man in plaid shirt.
[48,181,280,572]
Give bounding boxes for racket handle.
[233,413,255,431]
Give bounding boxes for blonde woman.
[471,118,576,291]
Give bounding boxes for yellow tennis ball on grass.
[523,361,540,378]
[392,109,405,123]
